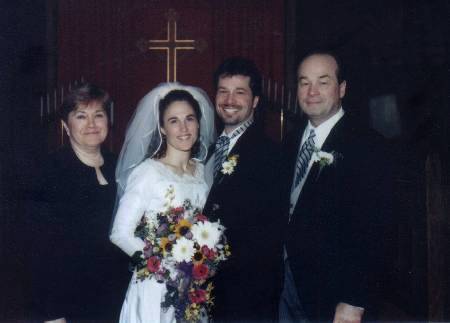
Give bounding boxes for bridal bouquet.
[134,190,230,322]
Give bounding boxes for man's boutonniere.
[312,149,341,179]
[312,150,335,167]
[221,154,239,175]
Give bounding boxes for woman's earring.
[62,122,70,137]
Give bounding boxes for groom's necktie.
[292,129,316,189]
[214,135,230,176]
[213,118,253,177]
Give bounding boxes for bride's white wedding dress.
[110,158,209,323]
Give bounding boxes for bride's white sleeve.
[204,156,214,189]
[110,163,150,256]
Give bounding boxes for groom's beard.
[217,105,254,130]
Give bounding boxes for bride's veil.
[112,82,216,223]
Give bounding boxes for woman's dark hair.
[154,89,202,159]
[59,83,111,122]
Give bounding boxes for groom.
[204,57,284,322]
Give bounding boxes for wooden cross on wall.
[147,9,196,82]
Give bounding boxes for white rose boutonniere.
[313,150,335,167]
[221,154,239,175]
[312,149,341,179]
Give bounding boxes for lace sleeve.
[110,160,153,256]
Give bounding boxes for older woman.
[36,83,128,323]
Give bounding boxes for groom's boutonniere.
[221,154,239,175]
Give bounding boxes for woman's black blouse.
[35,146,128,321]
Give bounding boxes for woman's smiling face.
[64,101,109,150]
[161,100,199,154]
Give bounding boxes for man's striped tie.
[293,129,316,189]
[213,118,253,177]
[214,135,230,176]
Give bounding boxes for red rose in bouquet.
[188,289,207,304]
[147,256,161,273]
[201,245,216,260]
[192,263,209,280]
[196,213,208,222]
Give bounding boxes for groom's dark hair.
[213,57,262,97]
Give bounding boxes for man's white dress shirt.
[289,108,345,214]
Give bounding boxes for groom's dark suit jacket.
[204,123,284,323]
[283,114,393,321]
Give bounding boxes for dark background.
[1,0,449,321]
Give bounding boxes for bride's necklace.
[160,160,195,176]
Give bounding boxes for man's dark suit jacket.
[204,123,284,322]
[283,114,392,321]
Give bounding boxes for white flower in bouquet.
[162,258,178,281]
[172,237,195,263]
[191,221,222,249]
[143,210,159,239]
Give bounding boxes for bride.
[110,83,216,322]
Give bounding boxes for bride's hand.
[44,318,67,323]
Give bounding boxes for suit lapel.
[319,114,347,153]
[285,120,308,190]
[210,124,258,187]
[292,115,347,212]
[213,164,226,185]
[228,122,258,156]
